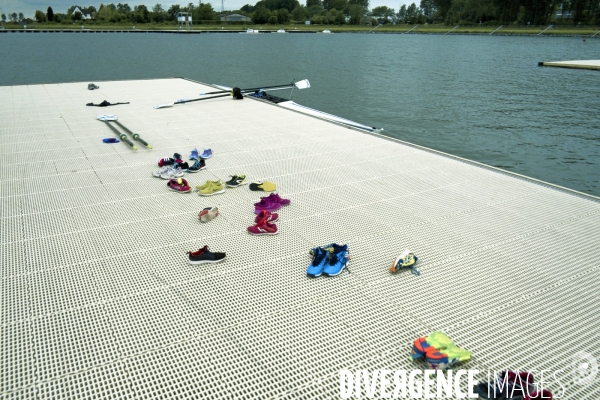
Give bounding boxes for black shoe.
[88,83,99,90]
[187,159,206,173]
[187,246,226,265]
[225,174,247,187]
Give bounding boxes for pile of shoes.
[411,332,472,370]
[248,193,290,235]
[307,243,350,277]
[474,370,553,399]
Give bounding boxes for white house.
[72,6,92,20]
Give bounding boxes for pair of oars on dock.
[153,79,310,109]
[97,115,152,150]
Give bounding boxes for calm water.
[1,33,599,196]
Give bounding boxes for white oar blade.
[154,103,174,109]
[97,114,117,121]
[294,79,310,90]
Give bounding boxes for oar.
[154,79,310,109]
[100,119,137,150]
[98,116,153,149]
[197,79,310,96]
[154,93,231,109]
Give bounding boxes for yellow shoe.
[199,180,225,196]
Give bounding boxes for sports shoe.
[254,199,281,214]
[158,153,182,167]
[187,246,226,264]
[187,159,206,173]
[200,148,212,159]
[390,250,420,275]
[322,244,350,276]
[199,180,225,196]
[249,181,276,192]
[247,220,278,235]
[152,166,171,177]
[167,177,191,193]
[189,148,199,160]
[254,210,278,224]
[411,332,471,370]
[199,206,219,222]
[307,247,329,277]
[261,192,290,206]
[225,174,247,188]
[173,161,189,170]
[160,166,184,180]
[88,83,99,90]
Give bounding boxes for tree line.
[5,0,599,26]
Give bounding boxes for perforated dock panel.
[1,78,599,399]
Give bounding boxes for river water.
[1,32,599,196]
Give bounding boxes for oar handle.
[111,120,152,148]
[181,93,231,104]
[103,121,137,150]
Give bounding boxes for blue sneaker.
[200,148,212,159]
[322,244,350,276]
[307,248,329,278]
[189,148,199,160]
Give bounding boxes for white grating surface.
[1,78,599,399]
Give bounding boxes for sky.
[2,0,413,20]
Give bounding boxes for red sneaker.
[247,220,278,235]
[167,178,191,193]
[254,210,278,224]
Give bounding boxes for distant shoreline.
[1,24,599,37]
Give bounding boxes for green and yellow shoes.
[196,180,225,196]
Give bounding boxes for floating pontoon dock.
[1,78,599,399]
[538,59,600,71]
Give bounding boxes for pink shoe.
[254,199,281,214]
[247,220,278,235]
[167,178,191,193]
[261,192,290,206]
[255,210,278,224]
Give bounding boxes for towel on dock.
[86,100,130,107]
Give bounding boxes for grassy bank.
[2,21,600,36]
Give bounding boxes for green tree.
[35,10,47,22]
[11,12,18,21]
[306,0,322,7]
[268,14,278,22]
[195,3,215,21]
[133,4,150,22]
[406,2,419,22]
[167,4,181,20]
[326,7,345,23]
[73,11,82,20]
[253,6,272,22]
[325,0,348,11]
[371,5,394,21]
[241,4,255,12]
[18,12,25,21]
[397,4,407,22]
[46,6,54,21]
[1,13,6,22]
[348,0,368,9]
[348,3,364,23]
[419,0,435,17]
[277,8,290,22]
[291,5,308,20]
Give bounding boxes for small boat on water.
[241,28,260,34]
[322,29,332,34]
[275,28,286,33]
